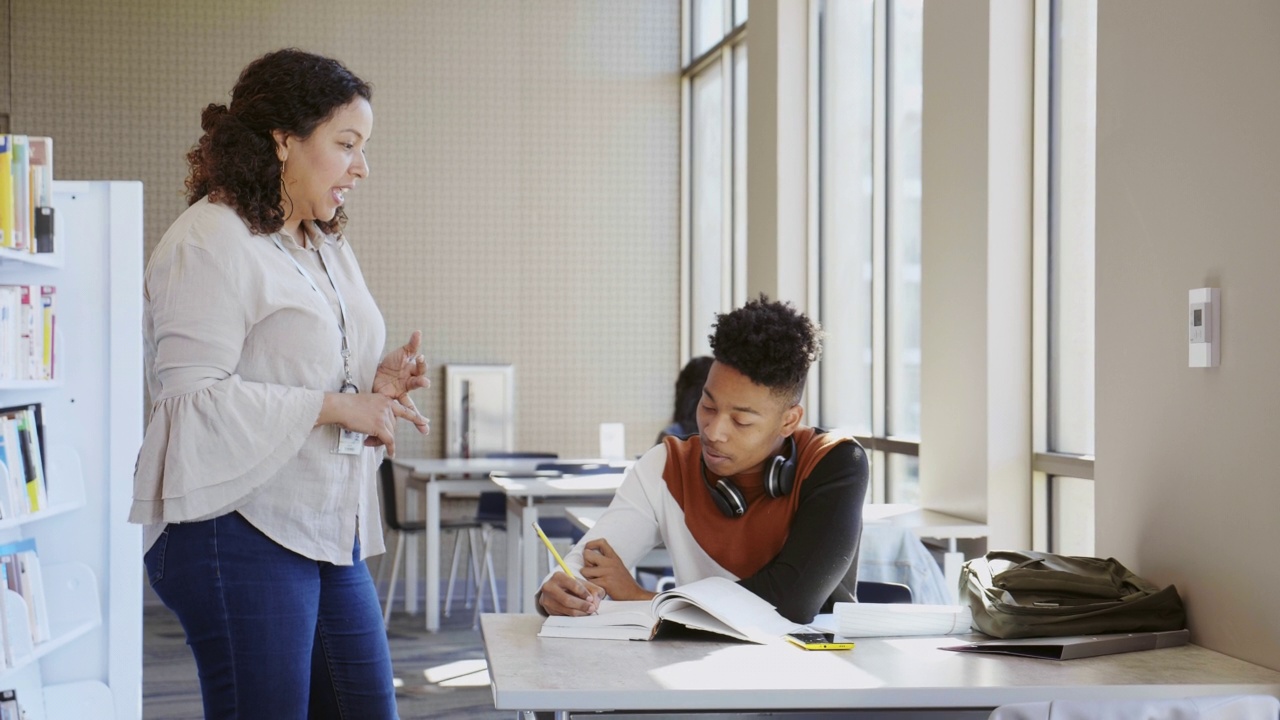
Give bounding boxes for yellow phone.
[785,631,855,651]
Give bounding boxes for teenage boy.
[539,296,868,623]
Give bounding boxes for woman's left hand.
[373,331,430,430]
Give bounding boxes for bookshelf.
[0,181,143,720]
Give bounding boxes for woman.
[130,49,425,719]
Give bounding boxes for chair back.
[476,492,508,525]
[856,580,913,604]
[378,459,412,532]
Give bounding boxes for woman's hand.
[579,539,654,602]
[373,331,430,427]
[317,391,426,458]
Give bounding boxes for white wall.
[1095,0,1280,670]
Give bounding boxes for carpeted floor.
[142,593,509,719]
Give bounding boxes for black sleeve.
[736,440,869,623]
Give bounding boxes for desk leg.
[521,504,541,613]
[424,482,442,632]
[505,498,521,613]
[404,487,419,616]
[943,538,962,605]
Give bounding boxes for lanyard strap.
[271,232,355,387]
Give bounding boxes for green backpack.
[960,550,1187,639]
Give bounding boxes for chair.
[855,580,914,604]
[377,460,486,625]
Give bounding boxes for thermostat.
[1188,287,1219,368]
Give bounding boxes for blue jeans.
[145,512,398,719]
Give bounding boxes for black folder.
[942,628,1190,660]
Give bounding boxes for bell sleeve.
[129,238,324,524]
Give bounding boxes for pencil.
[532,521,577,579]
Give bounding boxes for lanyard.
[271,232,355,388]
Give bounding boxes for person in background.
[130,49,428,719]
[540,296,868,624]
[655,355,713,444]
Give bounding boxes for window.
[682,0,747,359]
[1033,0,1096,554]
[815,0,923,504]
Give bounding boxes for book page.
[652,577,799,643]
[540,600,654,630]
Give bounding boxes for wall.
[1095,1,1280,669]
[4,0,681,459]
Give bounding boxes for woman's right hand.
[316,391,426,457]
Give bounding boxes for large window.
[1033,0,1096,554]
[816,0,923,504]
[682,0,748,359]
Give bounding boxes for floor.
[142,589,510,719]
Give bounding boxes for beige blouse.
[130,198,387,564]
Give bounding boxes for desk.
[392,457,575,632]
[481,614,1280,717]
[864,503,989,601]
[489,473,627,614]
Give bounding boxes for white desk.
[864,503,989,600]
[481,613,1280,717]
[393,457,584,632]
[489,472,627,614]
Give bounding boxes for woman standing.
[131,49,425,719]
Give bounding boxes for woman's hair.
[185,48,372,235]
[709,295,822,405]
[672,356,714,434]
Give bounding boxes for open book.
[538,576,800,643]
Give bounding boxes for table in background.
[489,472,628,613]
[392,457,617,632]
[480,614,1280,718]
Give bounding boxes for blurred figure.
[656,355,713,443]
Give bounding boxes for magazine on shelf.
[538,576,800,643]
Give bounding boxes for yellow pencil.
[532,521,577,579]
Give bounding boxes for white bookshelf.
[0,181,143,720]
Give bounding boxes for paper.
[834,602,973,637]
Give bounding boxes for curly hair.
[185,48,372,236]
[709,295,822,404]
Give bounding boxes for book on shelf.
[0,688,21,720]
[538,576,800,643]
[0,137,12,249]
[0,537,49,650]
[0,285,56,381]
[0,403,47,518]
[28,136,54,254]
[0,135,55,254]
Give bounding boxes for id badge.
[335,382,365,455]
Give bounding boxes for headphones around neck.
[701,435,798,518]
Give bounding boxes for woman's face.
[275,97,373,237]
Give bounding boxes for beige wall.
[1096,1,1280,669]
[5,0,681,459]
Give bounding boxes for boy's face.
[696,361,802,477]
